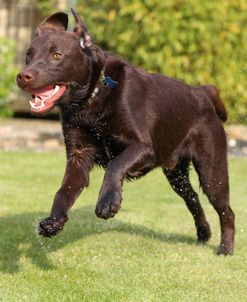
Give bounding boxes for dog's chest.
[63,110,130,165]
[88,126,125,165]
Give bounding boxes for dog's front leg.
[38,146,95,237]
[95,142,151,219]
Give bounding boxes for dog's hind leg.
[192,120,235,255]
[163,158,211,242]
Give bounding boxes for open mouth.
[29,84,67,114]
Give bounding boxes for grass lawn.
[0,151,247,301]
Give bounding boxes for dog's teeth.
[52,85,60,95]
[29,100,35,108]
[29,98,45,110]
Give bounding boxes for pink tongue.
[36,87,55,100]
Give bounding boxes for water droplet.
[228,139,236,147]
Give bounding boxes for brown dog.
[16,10,234,255]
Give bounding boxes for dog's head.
[16,9,103,114]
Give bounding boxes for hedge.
[0,38,17,117]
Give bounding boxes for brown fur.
[16,10,234,255]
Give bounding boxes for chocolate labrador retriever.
[16,9,234,255]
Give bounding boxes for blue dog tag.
[102,76,118,88]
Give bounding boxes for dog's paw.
[197,222,212,243]
[38,217,66,237]
[95,190,121,219]
[217,243,234,256]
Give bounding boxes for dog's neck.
[87,70,118,105]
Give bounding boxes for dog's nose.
[16,70,35,86]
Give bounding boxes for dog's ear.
[71,8,92,48]
[35,12,68,37]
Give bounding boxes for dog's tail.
[202,85,228,122]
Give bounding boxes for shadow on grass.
[0,205,216,273]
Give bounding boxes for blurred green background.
[1,0,247,123]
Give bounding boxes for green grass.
[0,151,247,301]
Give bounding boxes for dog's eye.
[53,52,62,59]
